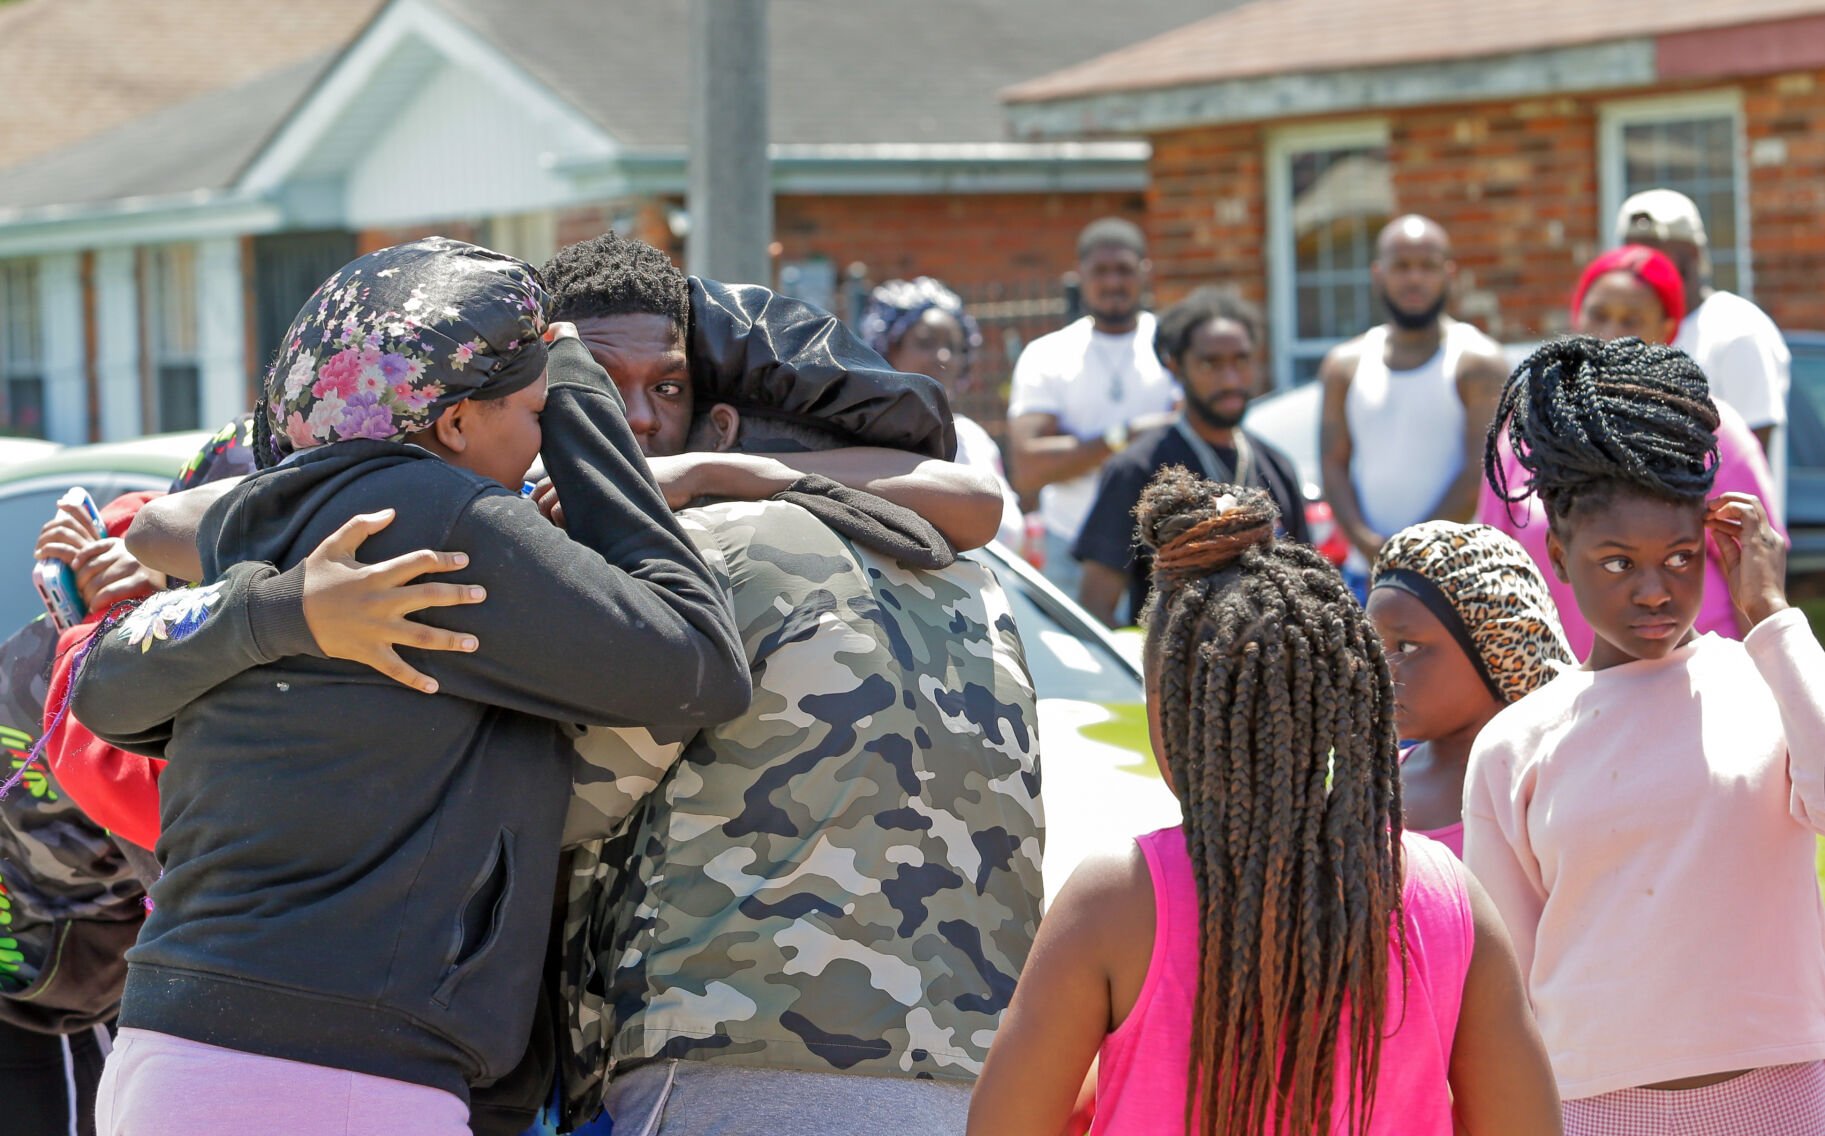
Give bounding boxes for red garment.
[42,491,166,851]
[1570,244,1686,324]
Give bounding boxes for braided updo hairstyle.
[1136,467,1405,1136]
[1485,335,1719,528]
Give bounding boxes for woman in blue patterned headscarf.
[860,277,1022,547]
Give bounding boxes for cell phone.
[33,488,104,631]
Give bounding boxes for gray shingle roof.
[0,56,331,212]
[0,0,380,171]
[0,0,1211,216]
[440,0,1215,147]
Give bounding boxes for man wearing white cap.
[1616,188,1790,509]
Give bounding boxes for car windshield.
[968,549,1143,705]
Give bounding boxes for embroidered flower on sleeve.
[117,583,228,653]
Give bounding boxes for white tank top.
[1346,322,1478,543]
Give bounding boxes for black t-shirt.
[1073,422,1311,625]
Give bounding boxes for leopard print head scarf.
[1371,521,1573,704]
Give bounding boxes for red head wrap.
[1570,244,1686,327]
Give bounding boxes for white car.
[969,542,1178,902]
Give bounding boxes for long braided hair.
[1136,467,1405,1136]
[1485,335,1719,527]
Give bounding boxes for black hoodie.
[68,338,749,1100]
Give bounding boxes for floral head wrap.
[1370,521,1573,704]
[857,277,982,363]
[171,414,258,492]
[258,237,551,467]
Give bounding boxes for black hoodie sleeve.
[69,559,321,755]
[406,336,750,727]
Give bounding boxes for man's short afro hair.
[541,231,690,334]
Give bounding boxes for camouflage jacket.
[0,615,149,1032]
[559,498,1041,1121]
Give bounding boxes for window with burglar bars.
[0,260,46,438]
[1267,122,1394,389]
[1602,93,1749,297]
[144,244,203,433]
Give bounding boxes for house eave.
[554,141,1152,197]
[1005,39,1660,139]
[0,191,282,257]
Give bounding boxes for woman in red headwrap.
[1478,245,1783,655]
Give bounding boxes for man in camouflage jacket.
[543,237,1042,1132]
[564,487,1039,1128]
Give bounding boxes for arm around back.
[68,559,322,755]
[123,478,239,583]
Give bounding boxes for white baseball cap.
[1615,188,1708,246]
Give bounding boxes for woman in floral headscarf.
[69,238,748,1136]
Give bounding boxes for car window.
[993,568,1144,705]
[0,485,86,634]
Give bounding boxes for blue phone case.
[34,489,104,630]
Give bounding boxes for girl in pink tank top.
[969,472,1562,1136]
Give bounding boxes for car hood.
[1036,695,1179,904]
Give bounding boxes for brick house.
[1005,0,1825,390]
[0,0,1211,443]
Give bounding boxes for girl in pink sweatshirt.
[1468,335,1825,1134]
[968,469,1562,1136]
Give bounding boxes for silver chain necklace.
[1173,417,1256,488]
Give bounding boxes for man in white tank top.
[1318,216,1508,586]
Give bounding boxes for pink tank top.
[1093,827,1472,1135]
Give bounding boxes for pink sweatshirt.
[1093,827,1470,1135]
[1464,609,1825,1100]
[1479,397,1782,660]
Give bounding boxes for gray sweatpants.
[605,1060,971,1136]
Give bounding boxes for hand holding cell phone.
[34,488,104,630]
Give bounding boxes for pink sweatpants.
[95,1027,471,1136]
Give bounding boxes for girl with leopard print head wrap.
[1367,522,1572,857]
